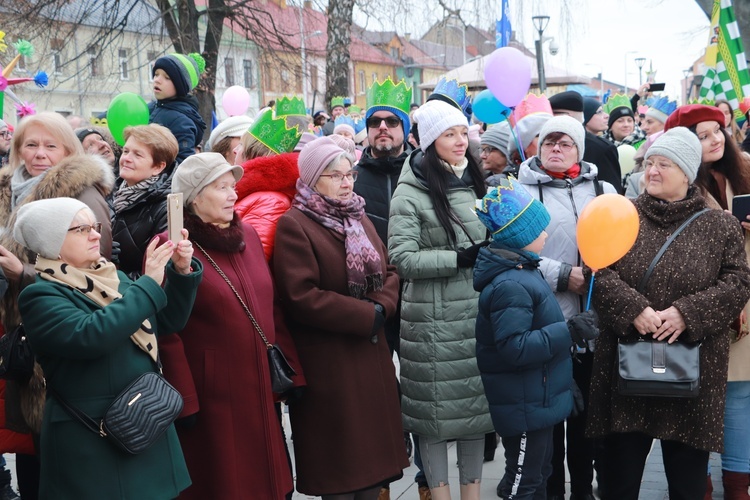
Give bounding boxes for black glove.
[372,303,386,335]
[456,241,490,268]
[568,309,600,348]
[569,380,585,418]
[110,240,121,267]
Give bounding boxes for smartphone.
[733,194,750,222]
[166,193,184,243]
[648,83,666,92]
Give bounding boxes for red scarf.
[542,163,581,179]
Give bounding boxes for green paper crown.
[366,77,412,115]
[349,105,362,114]
[331,96,345,108]
[276,96,306,117]
[688,98,715,106]
[249,109,302,154]
[603,94,631,115]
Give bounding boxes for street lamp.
[683,68,692,102]
[531,15,550,93]
[635,57,647,86]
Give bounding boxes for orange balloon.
[577,194,639,271]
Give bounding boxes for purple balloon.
[472,90,511,124]
[484,47,532,108]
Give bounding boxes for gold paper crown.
[603,94,631,115]
[249,109,302,154]
[366,77,412,115]
[275,96,306,117]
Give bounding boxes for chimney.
[304,0,311,8]
[404,32,411,42]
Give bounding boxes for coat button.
[370,335,378,344]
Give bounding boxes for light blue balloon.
[473,89,511,124]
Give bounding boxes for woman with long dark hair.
[389,100,493,500]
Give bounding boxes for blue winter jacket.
[149,95,207,163]
[474,244,573,437]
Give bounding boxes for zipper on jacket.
[565,180,579,222]
[542,365,549,407]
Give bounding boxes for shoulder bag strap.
[636,208,710,293]
[194,242,273,351]
[47,386,106,437]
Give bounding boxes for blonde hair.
[238,132,274,161]
[9,112,84,171]
[123,124,179,167]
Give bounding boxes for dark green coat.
[18,262,202,500]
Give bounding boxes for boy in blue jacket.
[149,53,207,163]
[473,177,598,500]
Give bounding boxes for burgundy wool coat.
[159,213,302,499]
[274,207,409,496]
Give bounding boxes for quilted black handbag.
[0,325,34,383]
[49,371,183,454]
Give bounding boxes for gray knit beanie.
[172,152,244,205]
[481,121,511,160]
[538,115,587,162]
[644,126,702,183]
[14,198,90,259]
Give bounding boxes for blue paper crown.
[334,115,356,129]
[650,96,678,117]
[430,77,473,121]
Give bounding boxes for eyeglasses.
[67,222,103,235]
[318,171,359,184]
[366,116,401,129]
[480,146,498,155]
[0,131,11,139]
[541,140,576,152]
[645,160,676,171]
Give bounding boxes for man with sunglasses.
[0,121,11,167]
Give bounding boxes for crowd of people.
[0,50,746,500]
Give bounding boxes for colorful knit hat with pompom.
[153,52,206,97]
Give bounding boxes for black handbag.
[0,325,34,383]
[616,209,708,398]
[49,371,183,454]
[195,243,296,394]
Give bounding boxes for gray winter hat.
[14,198,90,259]
[644,126,701,183]
[481,121,511,160]
[538,115,586,163]
[172,152,244,205]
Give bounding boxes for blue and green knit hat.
[153,52,206,97]
[475,176,550,248]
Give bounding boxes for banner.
[495,0,511,49]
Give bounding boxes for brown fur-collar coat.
[586,189,750,452]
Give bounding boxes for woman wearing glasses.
[13,197,201,499]
[274,136,408,499]
[516,116,617,500]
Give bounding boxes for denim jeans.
[418,434,484,488]
[722,381,750,473]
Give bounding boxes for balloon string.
[585,272,595,311]
[508,109,526,163]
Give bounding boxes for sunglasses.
[366,116,401,129]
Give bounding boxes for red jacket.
[234,153,299,262]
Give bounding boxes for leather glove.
[456,241,490,268]
[110,240,121,267]
[372,303,386,335]
[568,309,600,348]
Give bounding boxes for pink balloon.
[222,85,250,116]
[484,48,532,108]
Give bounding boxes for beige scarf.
[34,256,158,363]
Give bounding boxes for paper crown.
[603,94,631,115]
[331,96,345,108]
[510,93,553,126]
[649,96,677,117]
[275,96,306,117]
[333,115,356,133]
[688,97,715,106]
[740,97,750,116]
[348,104,362,114]
[429,77,472,120]
[637,105,649,116]
[248,108,302,154]
[366,77,413,115]
[474,176,550,247]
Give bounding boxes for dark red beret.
[664,104,725,132]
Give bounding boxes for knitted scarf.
[292,179,383,298]
[112,176,160,214]
[10,166,45,210]
[603,126,647,148]
[541,163,581,180]
[35,256,158,363]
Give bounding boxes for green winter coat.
[18,262,203,500]
[388,151,492,439]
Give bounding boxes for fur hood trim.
[32,154,115,201]
[236,152,299,201]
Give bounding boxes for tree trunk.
[325,0,355,110]
[695,0,750,62]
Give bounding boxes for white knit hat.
[538,115,587,162]
[14,198,90,259]
[413,100,469,152]
[644,126,701,183]
[206,115,254,152]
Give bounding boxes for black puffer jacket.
[110,172,172,278]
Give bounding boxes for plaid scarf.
[112,176,160,214]
[603,126,647,148]
[293,179,383,298]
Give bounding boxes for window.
[50,39,63,75]
[390,47,399,59]
[224,57,235,87]
[147,51,158,81]
[243,59,254,88]
[281,69,290,84]
[295,68,302,93]
[119,49,129,80]
[372,72,377,83]
[358,70,365,95]
[87,46,99,77]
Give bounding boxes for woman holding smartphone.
[663,104,750,496]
